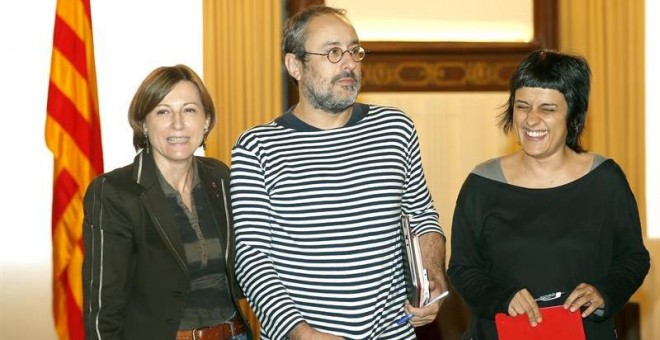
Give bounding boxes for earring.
[200,127,209,150]
[202,130,208,150]
[143,130,150,154]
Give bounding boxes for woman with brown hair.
[82,64,251,340]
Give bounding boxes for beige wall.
[358,92,513,258]
[327,0,533,42]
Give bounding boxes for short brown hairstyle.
[128,64,216,150]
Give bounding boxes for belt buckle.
[225,319,236,338]
[191,326,206,340]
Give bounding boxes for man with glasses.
[230,5,447,339]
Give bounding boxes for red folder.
[495,305,586,340]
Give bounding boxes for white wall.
[0,1,202,338]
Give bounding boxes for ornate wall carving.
[287,0,557,95]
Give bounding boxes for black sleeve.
[82,176,137,340]
[590,164,650,320]
[447,176,519,319]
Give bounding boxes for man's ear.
[284,53,302,81]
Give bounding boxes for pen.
[535,291,564,302]
[396,290,449,325]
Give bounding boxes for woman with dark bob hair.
[82,64,252,340]
[448,49,649,339]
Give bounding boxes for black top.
[157,160,235,328]
[448,157,650,340]
[276,102,369,131]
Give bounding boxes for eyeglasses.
[304,46,366,63]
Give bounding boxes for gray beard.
[303,74,360,114]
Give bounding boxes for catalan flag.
[45,0,103,339]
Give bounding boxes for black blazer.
[82,151,252,340]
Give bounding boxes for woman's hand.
[508,289,542,327]
[563,283,605,317]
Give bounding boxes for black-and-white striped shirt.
[230,103,442,339]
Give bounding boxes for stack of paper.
[400,215,430,308]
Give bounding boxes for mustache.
[332,71,358,83]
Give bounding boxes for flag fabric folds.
[45,0,103,338]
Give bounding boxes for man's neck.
[292,101,353,130]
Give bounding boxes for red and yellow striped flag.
[45,0,103,338]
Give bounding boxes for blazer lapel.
[133,151,188,273]
[197,161,231,263]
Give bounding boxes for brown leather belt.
[176,316,246,340]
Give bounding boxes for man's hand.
[289,321,344,340]
[405,232,447,327]
[402,280,445,327]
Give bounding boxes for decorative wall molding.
[361,59,520,92]
[287,0,557,94]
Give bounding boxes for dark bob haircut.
[498,49,591,153]
[128,64,216,151]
